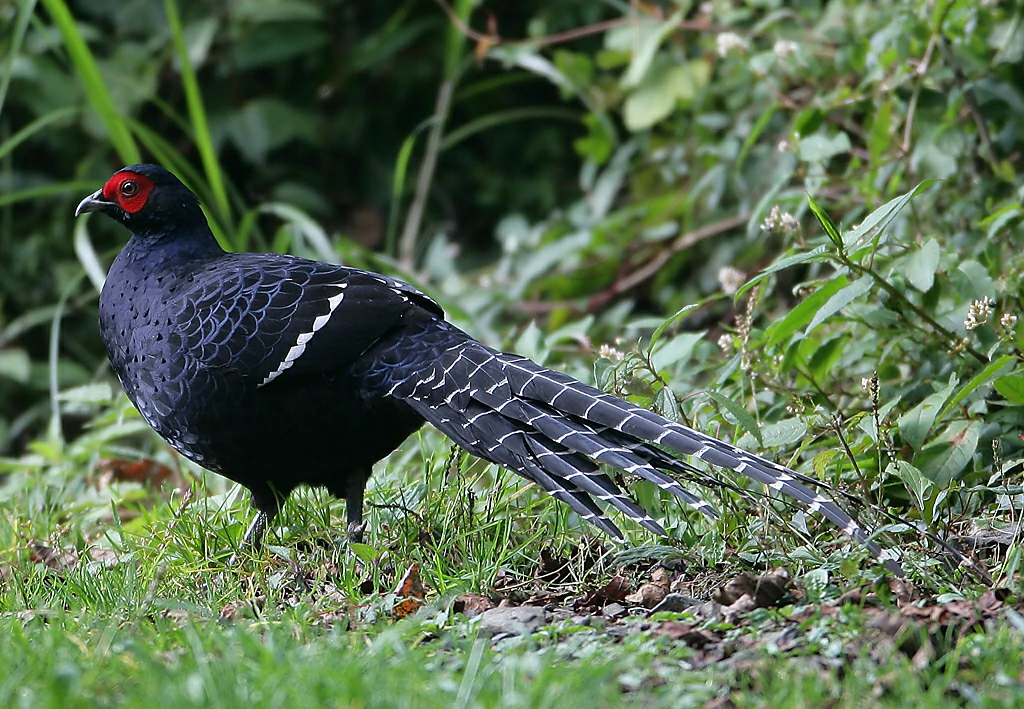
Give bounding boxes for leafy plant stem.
[839,256,987,364]
[398,78,453,269]
[397,0,475,269]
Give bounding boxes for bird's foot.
[347,520,366,546]
[226,510,270,566]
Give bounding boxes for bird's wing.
[172,255,442,386]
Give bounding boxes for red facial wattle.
[101,171,155,214]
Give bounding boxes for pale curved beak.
[75,189,115,217]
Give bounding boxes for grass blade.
[0,106,79,163]
[386,131,420,258]
[0,180,97,209]
[39,0,140,164]
[73,219,107,292]
[0,0,37,120]
[164,0,230,226]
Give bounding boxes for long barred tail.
[376,319,903,576]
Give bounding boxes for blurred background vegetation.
[2,0,1024,583]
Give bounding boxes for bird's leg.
[227,489,281,565]
[346,476,366,545]
[242,510,270,550]
[227,511,269,566]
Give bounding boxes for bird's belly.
[116,359,424,493]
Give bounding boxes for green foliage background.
[2,0,1024,586]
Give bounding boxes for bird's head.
[75,164,208,239]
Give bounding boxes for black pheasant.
[75,164,900,574]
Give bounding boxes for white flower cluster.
[717,333,734,355]
[778,132,801,153]
[598,343,624,362]
[773,40,798,59]
[717,266,746,295]
[964,297,996,331]
[716,32,748,58]
[762,205,800,233]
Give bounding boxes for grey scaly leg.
[346,476,366,544]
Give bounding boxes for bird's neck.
[118,224,225,268]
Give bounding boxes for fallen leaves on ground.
[391,562,426,619]
[624,566,671,608]
[433,557,1024,675]
[95,457,183,490]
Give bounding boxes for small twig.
[841,257,988,364]
[517,214,748,315]
[431,0,843,53]
[398,80,454,269]
[432,0,738,49]
[832,415,871,502]
[902,32,939,155]
[791,363,840,413]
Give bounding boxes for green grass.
[2,425,1022,707]
[9,607,1017,709]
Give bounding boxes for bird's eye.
[121,181,139,197]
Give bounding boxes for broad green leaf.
[939,355,1016,420]
[623,59,709,132]
[981,204,1022,239]
[349,543,381,564]
[812,448,841,477]
[887,460,933,510]
[594,357,616,391]
[619,10,684,88]
[994,374,1024,404]
[738,245,831,296]
[765,277,847,348]
[57,383,114,404]
[649,304,701,349]
[652,385,682,422]
[901,238,940,292]
[798,131,851,162]
[0,349,30,383]
[259,203,335,263]
[514,321,547,364]
[705,390,763,446]
[740,418,807,449]
[844,180,938,252]
[955,260,996,300]
[913,420,982,485]
[897,377,957,450]
[805,275,873,336]
[651,332,704,371]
